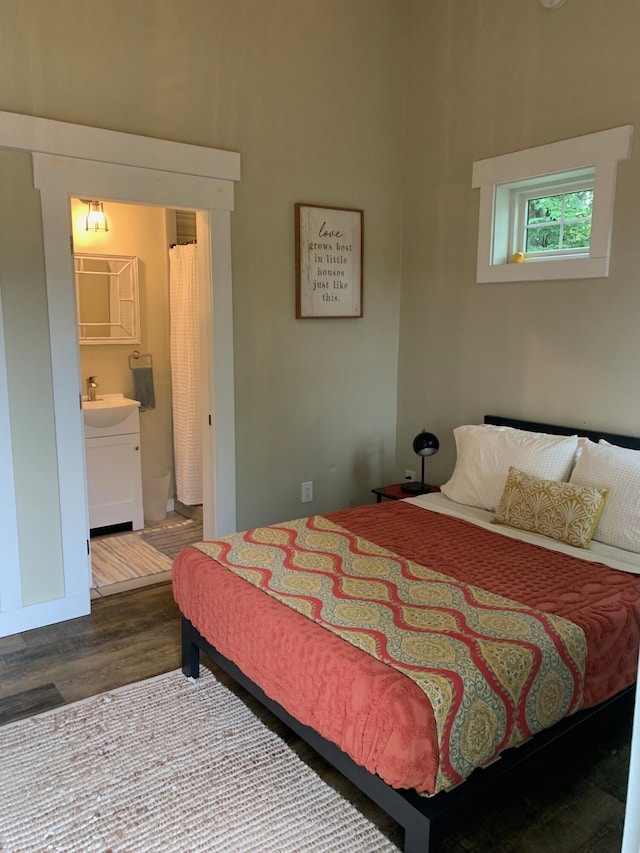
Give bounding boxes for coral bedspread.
[172,501,640,796]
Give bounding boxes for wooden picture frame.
[295,203,363,318]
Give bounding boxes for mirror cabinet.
[75,253,140,345]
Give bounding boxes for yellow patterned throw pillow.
[493,467,609,549]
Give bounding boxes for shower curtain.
[169,244,202,506]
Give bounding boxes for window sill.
[477,255,609,284]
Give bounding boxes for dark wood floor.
[0,582,632,852]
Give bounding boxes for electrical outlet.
[404,469,416,482]
[301,481,313,503]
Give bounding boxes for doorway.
[0,113,239,636]
[71,198,206,596]
[35,153,237,621]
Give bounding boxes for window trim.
[472,126,633,283]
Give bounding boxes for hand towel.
[132,365,155,412]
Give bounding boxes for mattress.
[172,498,640,795]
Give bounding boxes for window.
[522,185,593,255]
[472,126,632,283]
[508,171,594,262]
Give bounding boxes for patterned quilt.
[195,514,587,793]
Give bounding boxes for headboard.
[484,415,640,452]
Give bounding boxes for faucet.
[87,376,99,401]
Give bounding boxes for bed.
[173,416,640,852]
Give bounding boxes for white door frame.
[0,289,21,616]
[0,111,238,634]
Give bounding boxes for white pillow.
[569,438,640,553]
[440,424,579,512]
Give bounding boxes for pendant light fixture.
[84,200,109,232]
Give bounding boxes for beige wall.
[398,0,640,485]
[72,199,174,490]
[0,0,405,606]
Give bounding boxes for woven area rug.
[91,519,203,587]
[0,669,399,852]
[90,532,173,587]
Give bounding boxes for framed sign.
[295,203,363,318]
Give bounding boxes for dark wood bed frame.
[181,415,640,852]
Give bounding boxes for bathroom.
[71,197,202,593]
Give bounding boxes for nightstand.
[371,483,436,503]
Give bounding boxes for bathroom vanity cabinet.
[84,399,144,531]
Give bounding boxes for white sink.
[82,395,141,429]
